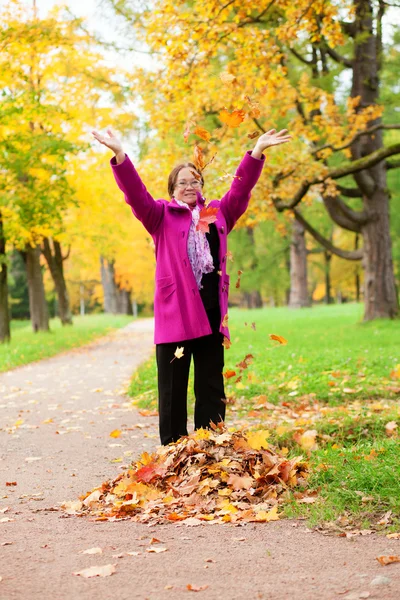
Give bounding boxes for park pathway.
[1,320,399,600]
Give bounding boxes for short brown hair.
[167,163,204,198]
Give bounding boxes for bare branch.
[274,142,400,211]
[322,44,353,68]
[293,210,363,260]
[387,159,400,170]
[336,184,362,197]
[289,47,314,65]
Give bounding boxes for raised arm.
[92,129,163,235]
[219,128,291,233]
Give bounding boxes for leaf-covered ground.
[62,426,310,524]
[127,304,400,528]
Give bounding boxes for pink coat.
[111,151,265,344]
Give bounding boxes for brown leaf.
[227,474,254,490]
[236,354,254,370]
[247,131,259,139]
[385,421,397,436]
[235,270,243,289]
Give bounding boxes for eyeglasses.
[175,180,202,189]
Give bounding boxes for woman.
[92,127,291,445]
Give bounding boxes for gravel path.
[1,320,399,600]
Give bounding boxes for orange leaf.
[223,369,236,379]
[194,126,211,142]
[376,555,400,566]
[187,584,209,592]
[196,206,219,233]
[183,122,191,143]
[236,353,254,370]
[235,269,243,289]
[247,131,259,139]
[219,109,246,128]
[221,313,228,327]
[222,336,231,349]
[269,334,288,345]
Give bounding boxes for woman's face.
[173,167,203,205]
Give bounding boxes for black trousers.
[156,307,226,445]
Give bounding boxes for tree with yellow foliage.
[108,0,400,320]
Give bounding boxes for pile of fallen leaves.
[62,427,309,524]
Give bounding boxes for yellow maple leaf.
[109,429,122,438]
[246,430,270,450]
[254,505,280,522]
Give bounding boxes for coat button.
[220,226,224,234]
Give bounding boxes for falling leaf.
[236,354,254,370]
[109,429,122,438]
[251,322,256,331]
[221,314,228,327]
[183,121,192,143]
[235,270,243,289]
[190,169,202,181]
[196,206,219,234]
[247,131,259,139]
[73,564,117,578]
[244,95,261,118]
[376,555,400,566]
[219,109,246,128]
[218,171,242,181]
[223,370,236,379]
[226,251,233,262]
[269,334,288,345]
[220,72,236,85]
[170,347,185,363]
[193,144,216,172]
[222,336,231,349]
[194,126,211,142]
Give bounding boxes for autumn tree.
[108,0,400,320]
[0,1,133,337]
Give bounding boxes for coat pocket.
[156,275,176,301]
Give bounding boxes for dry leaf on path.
[187,584,209,592]
[79,547,102,555]
[376,555,400,566]
[73,564,116,578]
[146,547,168,553]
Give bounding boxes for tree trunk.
[324,251,333,304]
[289,219,310,308]
[0,213,10,343]
[116,287,132,314]
[41,238,72,325]
[351,0,398,320]
[100,256,118,314]
[355,234,361,302]
[22,245,50,332]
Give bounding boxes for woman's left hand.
[251,128,291,158]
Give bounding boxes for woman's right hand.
[92,128,125,162]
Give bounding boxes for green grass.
[0,314,134,372]
[128,303,400,526]
[129,303,399,409]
